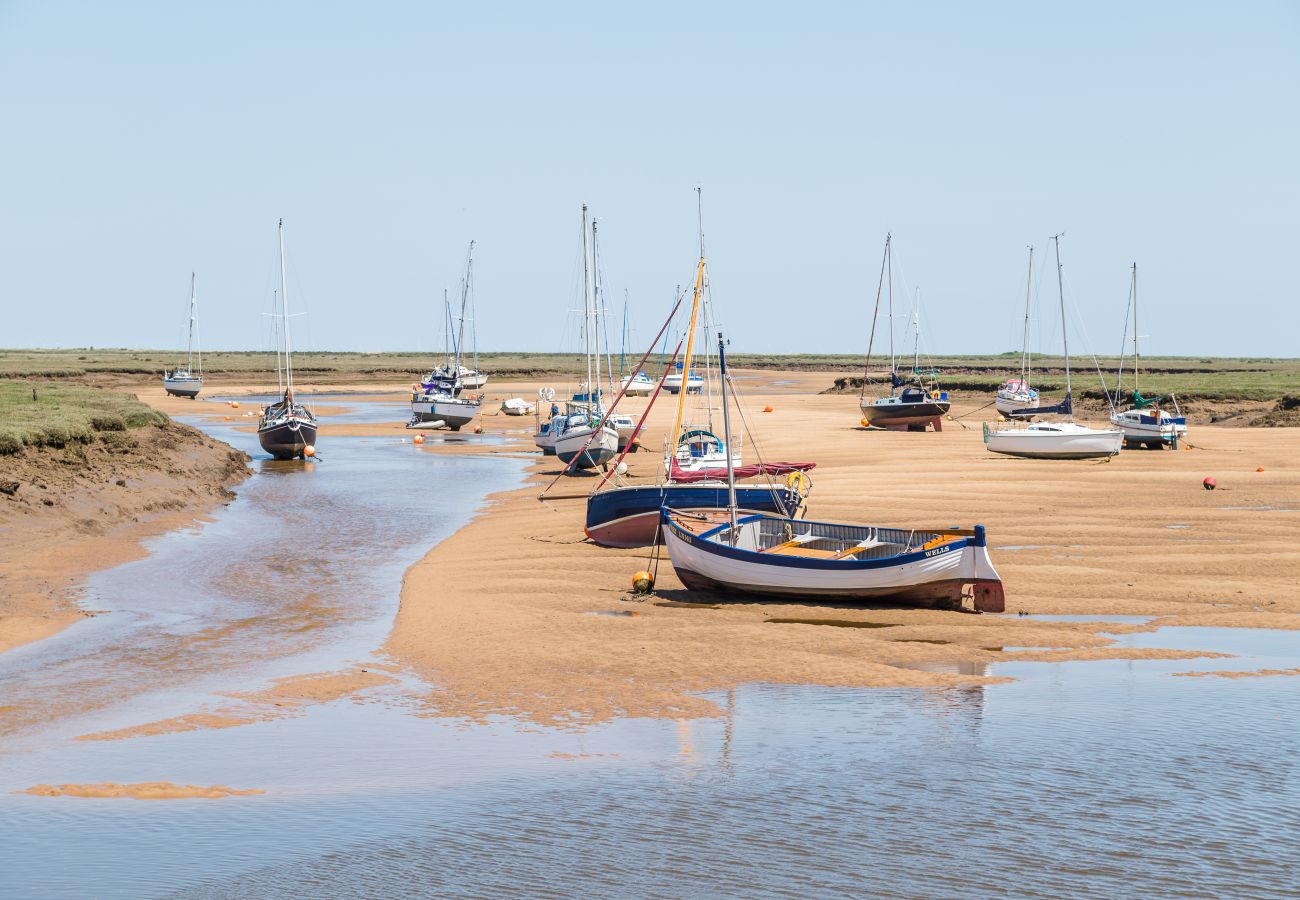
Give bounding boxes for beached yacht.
[409,244,482,431]
[858,236,950,431]
[984,235,1122,459]
[163,273,203,399]
[994,247,1041,417]
[1108,263,1187,448]
[257,220,318,460]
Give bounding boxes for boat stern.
[965,526,1005,613]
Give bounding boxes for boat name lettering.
[924,545,952,558]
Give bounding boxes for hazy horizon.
[2,2,1297,357]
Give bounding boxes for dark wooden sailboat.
[258,219,318,460]
[858,234,951,431]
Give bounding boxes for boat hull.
[1112,413,1187,448]
[556,425,618,469]
[995,395,1039,416]
[661,513,1003,612]
[860,399,950,429]
[257,417,317,460]
[664,375,704,395]
[411,394,480,430]
[586,483,800,548]
[620,377,654,397]
[985,425,1123,459]
[163,377,202,399]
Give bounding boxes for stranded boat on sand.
[257,220,318,460]
[163,272,204,399]
[661,332,1002,611]
[984,235,1121,460]
[858,235,950,431]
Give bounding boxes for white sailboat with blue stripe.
[662,333,1004,612]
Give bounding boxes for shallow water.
[2,403,1298,898]
[0,411,522,742]
[4,625,1298,898]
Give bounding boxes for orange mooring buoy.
[1257,466,1265,473]
[632,570,654,593]
[1203,476,1216,490]
[304,445,316,458]
[763,405,773,413]
[413,434,425,444]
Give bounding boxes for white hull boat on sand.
[984,420,1123,459]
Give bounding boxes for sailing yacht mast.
[580,205,593,405]
[455,241,475,379]
[620,290,629,379]
[469,243,479,382]
[1131,262,1139,399]
[670,196,708,449]
[911,288,921,374]
[718,331,737,534]
[186,272,200,375]
[1020,247,1034,382]
[887,236,895,378]
[278,219,294,400]
[591,217,602,408]
[1052,233,1071,416]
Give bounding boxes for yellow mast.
[670,256,706,450]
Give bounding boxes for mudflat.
[0,414,249,655]
[5,371,1297,735]
[381,371,1300,725]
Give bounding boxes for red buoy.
[1203,477,1216,490]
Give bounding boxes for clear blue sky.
[2,1,1297,357]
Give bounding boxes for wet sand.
[0,421,249,655]
[382,371,1300,725]
[21,782,263,800]
[11,374,1297,735]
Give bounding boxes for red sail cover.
[668,461,815,483]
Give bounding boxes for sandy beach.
[4,372,1296,740]
[378,371,1300,725]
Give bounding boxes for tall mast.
[887,236,895,375]
[455,241,474,375]
[670,191,707,452]
[443,289,451,363]
[278,219,294,399]
[717,331,737,534]
[1053,233,1070,412]
[620,289,629,379]
[671,261,707,452]
[591,218,603,408]
[469,242,478,380]
[187,272,198,373]
[1020,246,1034,382]
[1132,262,1139,398]
[580,205,593,404]
[911,288,921,373]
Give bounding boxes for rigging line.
[1114,270,1135,400]
[723,373,795,518]
[860,233,890,400]
[591,339,685,493]
[538,290,689,499]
